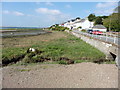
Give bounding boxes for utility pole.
[109,14,112,37]
[109,14,111,32]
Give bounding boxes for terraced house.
[63,18,94,30]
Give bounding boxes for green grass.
[2,47,26,59]
[2,31,106,65]
[74,60,90,64]
[102,61,116,64]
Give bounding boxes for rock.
[27,48,36,53]
[29,48,35,52]
[27,48,43,54]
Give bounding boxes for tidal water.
[0,27,41,29]
[0,27,48,38]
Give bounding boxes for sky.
[1,1,118,27]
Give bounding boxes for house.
[92,25,107,32]
[64,20,74,29]
[63,18,94,30]
[73,18,94,30]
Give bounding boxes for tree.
[88,14,96,21]
[71,19,75,22]
[76,17,80,20]
[77,26,82,29]
[100,16,108,19]
[94,17,103,25]
[103,13,120,32]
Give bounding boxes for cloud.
[95,8,114,15]
[35,8,71,25]
[35,8,61,15]
[13,11,24,16]
[65,5,71,8]
[96,2,117,8]
[48,13,70,20]
[45,2,54,6]
[95,2,117,16]
[3,10,24,16]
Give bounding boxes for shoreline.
[1,30,51,38]
[0,30,17,32]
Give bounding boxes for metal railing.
[73,30,119,45]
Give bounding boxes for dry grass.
[2,31,106,66]
[2,31,67,48]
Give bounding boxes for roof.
[74,19,86,23]
[92,25,107,29]
[80,19,86,23]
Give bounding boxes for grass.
[2,31,106,66]
[74,60,90,64]
[18,69,31,72]
[103,61,116,64]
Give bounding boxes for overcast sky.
[1,2,118,27]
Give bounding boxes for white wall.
[63,18,94,30]
[93,28,107,32]
[73,19,94,29]
[64,23,72,29]
[81,20,93,29]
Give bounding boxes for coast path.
[2,62,118,88]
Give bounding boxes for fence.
[73,31,119,45]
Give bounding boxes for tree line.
[88,6,120,32]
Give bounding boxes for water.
[0,27,49,38]
[0,27,42,29]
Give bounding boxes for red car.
[92,30,103,35]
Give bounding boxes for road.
[73,30,120,45]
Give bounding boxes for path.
[2,63,118,88]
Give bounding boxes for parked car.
[87,29,93,34]
[92,30,103,35]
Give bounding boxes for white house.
[92,25,107,32]
[73,18,94,30]
[64,21,75,29]
[63,18,94,30]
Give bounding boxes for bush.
[77,26,82,29]
[31,55,44,62]
[22,55,31,63]
[58,60,67,65]
[81,29,87,32]
[22,53,45,63]
[50,26,69,31]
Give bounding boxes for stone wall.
[71,32,118,61]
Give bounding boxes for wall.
[73,19,94,29]
[71,32,118,59]
[71,31,120,69]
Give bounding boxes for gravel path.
[2,62,118,88]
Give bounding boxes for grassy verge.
[2,31,107,66]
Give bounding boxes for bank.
[2,31,114,66]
